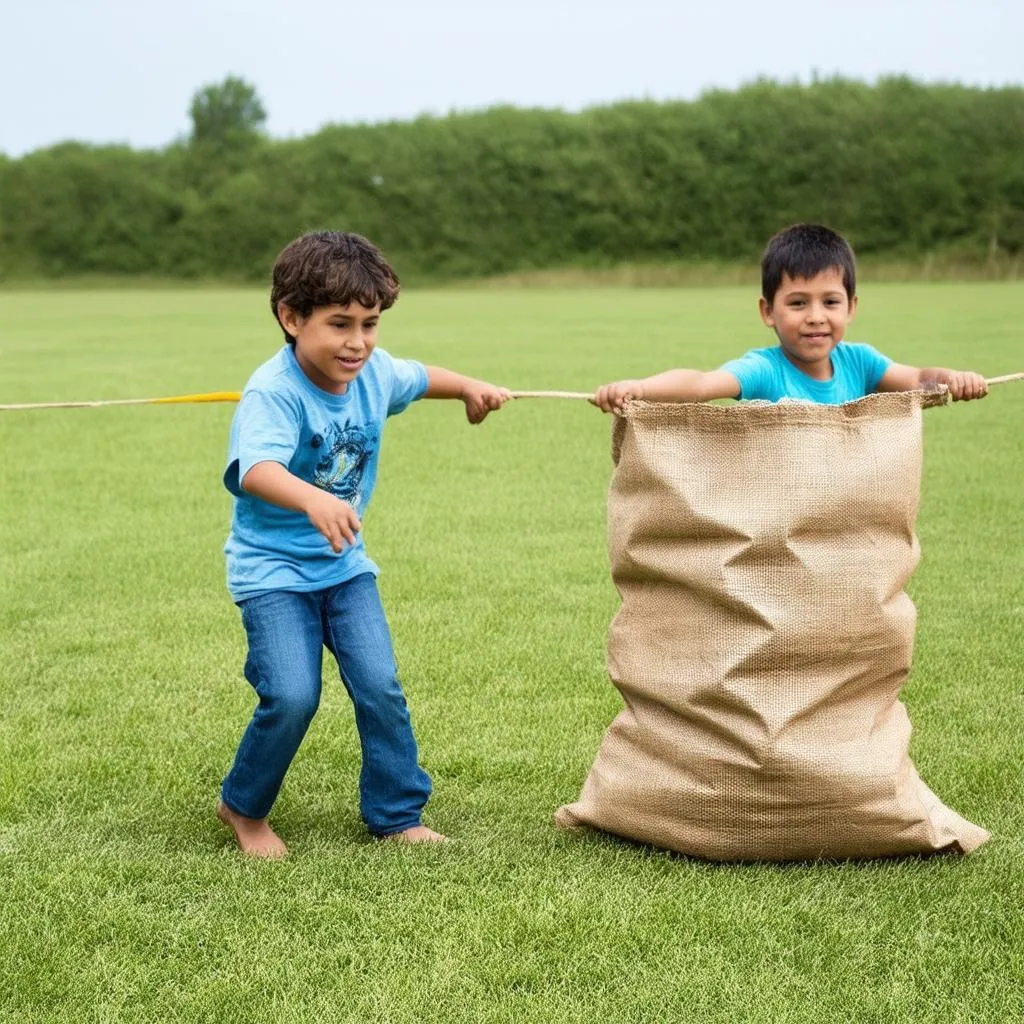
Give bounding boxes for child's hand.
[942,371,988,402]
[461,380,512,424]
[303,490,362,553]
[592,380,646,414]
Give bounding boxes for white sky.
[2,0,1020,156]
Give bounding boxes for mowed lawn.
[1,282,1022,1023]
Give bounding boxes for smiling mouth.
[335,356,364,369]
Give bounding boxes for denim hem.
[368,819,423,838]
[220,786,268,821]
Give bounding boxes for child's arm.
[242,461,361,554]
[592,369,741,413]
[876,364,988,401]
[424,366,511,423]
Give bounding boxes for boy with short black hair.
[593,223,988,411]
[217,230,510,858]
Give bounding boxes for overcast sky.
[3,0,1020,157]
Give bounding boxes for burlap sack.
[556,393,989,861]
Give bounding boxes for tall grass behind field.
[477,253,1022,289]
[0,283,1022,1023]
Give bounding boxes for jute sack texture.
[555,393,990,861]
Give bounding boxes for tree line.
[1,76,1021,283]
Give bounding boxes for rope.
[1,376,1021,412]
[0,391,242,411]
[509,390,594,400]
[512,375,1024,400]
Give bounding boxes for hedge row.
[2,77,1021,282]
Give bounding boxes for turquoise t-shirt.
[223,345,428,601]
[720,343,892,404]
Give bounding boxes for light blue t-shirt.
[720,343,892,404]
[223,345,428,601]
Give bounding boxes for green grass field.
[1,283,1022,1023]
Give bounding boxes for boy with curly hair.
[217,231,510,857]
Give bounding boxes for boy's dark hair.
[271,231,401,343]
[761,224,856,304]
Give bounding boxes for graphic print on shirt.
[312,422,378,507]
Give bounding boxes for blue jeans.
[220,573,432,835]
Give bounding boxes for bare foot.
[384,824,447,844]
[217,800,289,859]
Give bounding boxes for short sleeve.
[854,344,892,393]
[385,355,428,417]
[223,388,302,496]
[719,351,775,401]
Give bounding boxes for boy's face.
[279,301,381,395]
[759,269,857,373]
